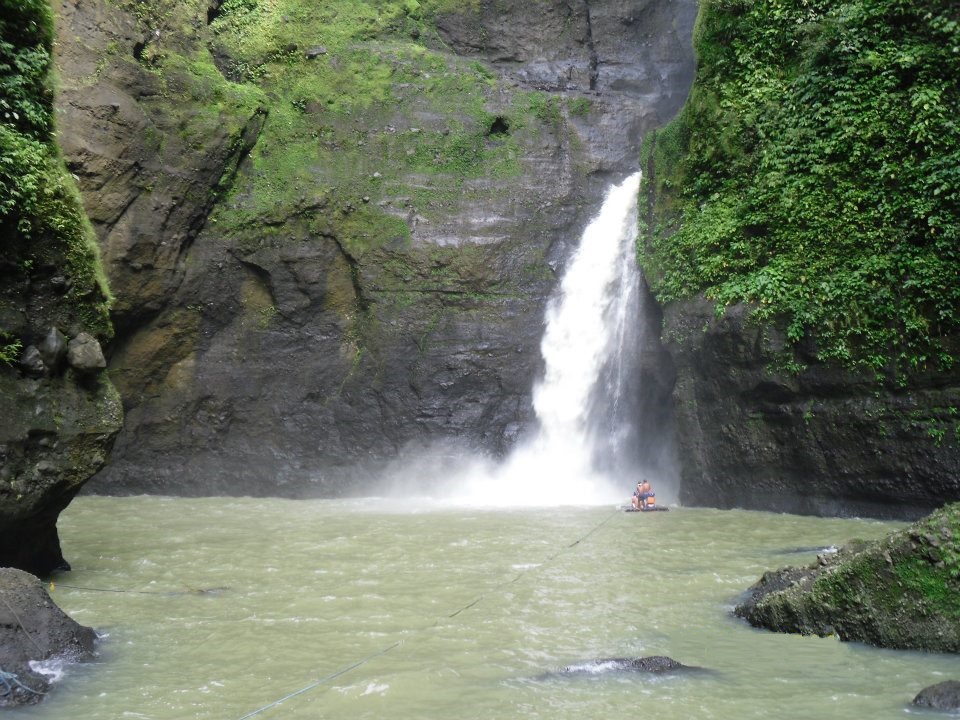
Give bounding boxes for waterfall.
[455,172,645,505]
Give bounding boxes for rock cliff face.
[640,0,960,519]
[53,0,697,495]
[662,299,960,518]
[0,0,122,574]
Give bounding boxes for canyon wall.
[0,0,122,574]
[53,0,697,495]
[641,0,960,518]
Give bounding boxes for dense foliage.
[642,0,960,372]
[195,0,575,253]
[0,0,53,220]
[0,0,112,340]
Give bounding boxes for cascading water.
[454,172,646,505]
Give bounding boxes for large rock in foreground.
[734,503,960,652]
[0,568,97,706]
[913,681,960,711]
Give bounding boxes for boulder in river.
[913,680,960,711]
[0,568,97,707]
[734,502,960,652]
[553,655,699,677]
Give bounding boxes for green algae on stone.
[735,503,960,652]
[204,0,550,255]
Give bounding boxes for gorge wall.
[0,0,122,575]
[8,0,955,527]
[53,0,697,496]
[642,0,960,519]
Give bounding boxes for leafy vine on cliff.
[641,0,960,373]
[0,0,113,338]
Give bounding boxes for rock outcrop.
[663,299,960,518]
[913,681,960,712]
[51,0,697,495]
[0,568,97,707]
[0,0,123,574]
[734,503,960,652]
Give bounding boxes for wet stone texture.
[0,568,97,707]
[661,298,960,518]
[53,0,697,496]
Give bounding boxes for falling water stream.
[451,172,647,506]
[23,179,958,718]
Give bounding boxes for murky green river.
[17,497,959,719]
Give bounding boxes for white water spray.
[454,172,644,505]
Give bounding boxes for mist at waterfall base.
[378,173,675,508]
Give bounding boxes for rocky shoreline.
[0,568,96,707]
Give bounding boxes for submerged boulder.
[913,681,960,711]
[0,568,97,706]
[555,655,697,676]
[734,503,960,652]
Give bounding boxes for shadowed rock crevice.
[180,106,268,257]
[583,0,599,90]
[206,0,226,25]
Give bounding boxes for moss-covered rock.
[0,0,122,574]
[735,503,960,652]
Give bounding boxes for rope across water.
[232,506,623,719]
[0,668,45,697]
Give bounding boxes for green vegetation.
[202,0,548,255]
[523,91,562,126]
[0,332,22,365]
[0,0,112,338]
[566,96,593,117]
[641,0,960,373]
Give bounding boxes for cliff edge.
[0,0,122,574]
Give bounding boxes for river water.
[18,496,956,719]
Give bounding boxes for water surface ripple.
[23,497,958,719]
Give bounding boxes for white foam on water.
[29,657,66,684]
